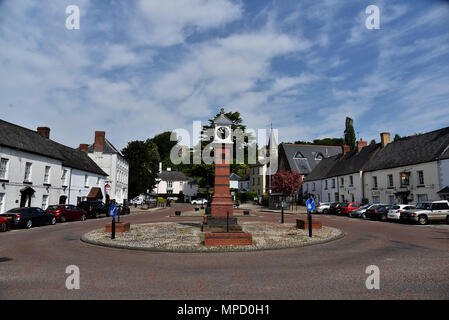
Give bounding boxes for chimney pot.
[94,131,105,152]
[159,162,162,173]
[357,138,367,152]
[79,144,89,153]
[37,127,50,139]
[380,132,391,148]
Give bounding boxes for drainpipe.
[361,170,365,202]
[68,169,72,205]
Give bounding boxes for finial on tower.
[220,107,225,114]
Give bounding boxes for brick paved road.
[0,206,448,299]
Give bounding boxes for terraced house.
[0,119,108,213]
[304,126,449,205]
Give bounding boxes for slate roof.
[322,143,381,178]
[304,155,340,181]
[0,119,64,161]
[0,119,108,176]
[47,140,108,176]
[363,126,449,172]
[280,144,342,175]
[159,171,197,183]
[87,139,123,156]
[230,173,241,181]
[214,111,233,126]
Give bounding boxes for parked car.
[191,198,208,205]
[77,201,109,218]
[336,203,349,216]
[329,202,342,214]
[314,202,331,214]
[131,196,144,205]
[387,204,415,221]
[365,205,391,221]
[340,202,362,216]
[46,205,88,222]
[0,207,56,229]
[400,201,449,225]
[350,204,381,218]
[0,216,10,232]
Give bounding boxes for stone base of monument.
[105,222,130,233]
[201,216,242,232]
[296,219,322,230]
[204,232,252,246]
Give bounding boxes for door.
[20,187,35,207]
[59,196,67,204]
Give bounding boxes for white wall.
[89,152,129,204]
[59,167,106,205]
[337,172,363,203]
[0,146,62,213]
[438,159,449,194]
[363,161,440,204]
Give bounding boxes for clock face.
[217,126,230,140]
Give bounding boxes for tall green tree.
[122,140,160,198]
[344,117,356,150]
[394,134,401,141]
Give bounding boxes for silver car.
[387,204,415,220]
[349,204,383,218]
[400,201,449,225]
[314,202,331,214]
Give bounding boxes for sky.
[1,0,449,150]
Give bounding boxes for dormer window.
[293,152,305,159]
[315,153,324,161]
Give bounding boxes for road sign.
[109,205,117,218]
[306,198,315,212]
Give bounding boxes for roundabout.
[81,221,344,252]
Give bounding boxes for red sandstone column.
[211,142,234,217]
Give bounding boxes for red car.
[46,205,87,222]
[0,216,10,232]
[339,202,362,216]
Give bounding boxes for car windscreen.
[341,203,349,207]
[47,205,60,210]
[361,204,370,209]
[416,203,431,210]
[391,205,400,209]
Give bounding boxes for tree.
[122,140,160,198]
[148,131,177,161]
[369,139,376,145]
[394,134,401,141]
[271,170,303,195]
[294,138,344,146]
[344,117,356,150]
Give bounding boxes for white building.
[82,131,129,204]
[0,120,108,213]
[230,173,240,190]
[304,128,449,205]
[152,164,198,201]
[238,172,250,192]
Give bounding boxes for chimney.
[341,144,350,155]
[159,162,162,173]
[37,127,50,139]
[79,144,89,153]
[94,131,105,152]
[357,138,367,152]
[380,132,391,148]
[167,167,171,172]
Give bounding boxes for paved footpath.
[0,206,448,299]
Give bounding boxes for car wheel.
[60,215,66,223]
[362,213,366,219]
[381,214,387,222]
[446,215,449,224]
[418,215,428,225]
[25,219,32,229]
[1,222,7,232]
[323,209,328,214]
[92,212,97,219]
[50,217,56,225]
[80,214,87,221]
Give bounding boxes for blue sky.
[1,0,449,150]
